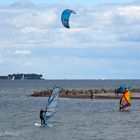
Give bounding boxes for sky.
[0,0,137,5]
[0,0,140,79]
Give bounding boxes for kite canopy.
[116,85,132,94]
[61,9,76,28]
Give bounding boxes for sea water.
[0,80,140,140]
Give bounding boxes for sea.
[0,79,140,140]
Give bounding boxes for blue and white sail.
[44,84,62,122]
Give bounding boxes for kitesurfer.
[40,109,46,125]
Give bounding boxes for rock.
[31,88,140,99]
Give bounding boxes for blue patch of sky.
[32,47,140,61]
[0,0,136,5]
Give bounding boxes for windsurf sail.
[44,84,62,122]
[119,88,131,111]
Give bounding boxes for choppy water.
[0,80,140,140]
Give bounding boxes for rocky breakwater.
[30,88,140,99]
[31,88,105,98]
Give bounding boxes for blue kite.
[61,9,76,28]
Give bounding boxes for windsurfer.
[119,88,131,111]
[40,109,46,125]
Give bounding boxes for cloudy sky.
[0,0,140,79]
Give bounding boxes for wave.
[0,131,20,137]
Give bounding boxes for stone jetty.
[31,88,140,99]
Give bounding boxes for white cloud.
[17,61,32,66]
[0,8,58,30]
[0,2,140,78]
[0,60,6,65]
[117,6,140,23]
[118,5,140,14]
[14,50,31,55]
[1,4,140,45]
[21,26,45,33]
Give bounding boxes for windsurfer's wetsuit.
[40,110,46,125]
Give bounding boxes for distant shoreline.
[0,73,44,80]
[31,88,140,99]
